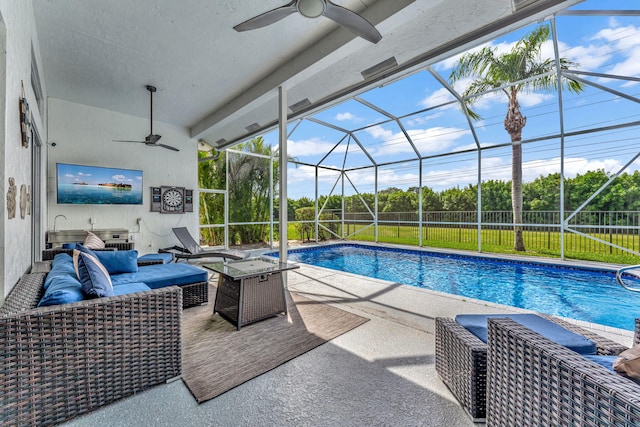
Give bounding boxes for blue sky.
[57,163,143,189]
[257,0,640,200]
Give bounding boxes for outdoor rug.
[181,284,369,403]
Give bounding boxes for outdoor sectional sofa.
[40,249,209,308]
[486,317,640,426]
[0,250,210,426]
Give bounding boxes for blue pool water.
[268,244,640,331]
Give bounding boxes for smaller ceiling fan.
[114,85,179,152]
[234,0,382,44]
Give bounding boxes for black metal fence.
[337,210,640,259]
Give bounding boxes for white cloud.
[112,174,126,182]
[556,40,613,70]
[364,124,471,157]
[435,42,492,71]
[406,111,445,126]
[286,137,346,157]
[287,163,422,197]
[418,155,639,191]
[518,92,554,107]
[593,24,640,51]
[419,87,456,109]
[335,112,358,121]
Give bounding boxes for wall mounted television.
[56,163,143,205]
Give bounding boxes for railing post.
[548,211,551,250]
[609,212,613,254]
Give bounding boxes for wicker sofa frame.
[435,315,629,421]
[0,271,183,427]
[486,317,640,426]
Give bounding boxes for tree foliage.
[286,169,640,215]
[198,137,278,245]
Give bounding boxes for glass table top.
[204,258,299,280]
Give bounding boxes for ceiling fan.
[233,0,382,44]
[114,85,179,152]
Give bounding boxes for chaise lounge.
[159,227,249,262]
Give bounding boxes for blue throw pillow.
[94,250,139,274]
[76,243,98,257]
[73,250,114,298]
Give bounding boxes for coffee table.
[204,258,299,330]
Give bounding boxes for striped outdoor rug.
[181,284,369,403]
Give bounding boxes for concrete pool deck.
[59,246,635,427]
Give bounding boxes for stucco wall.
[47,98,199,256]
[0,0,47,300]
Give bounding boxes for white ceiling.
[33,0,577,150]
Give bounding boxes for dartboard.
[162,188,183,211]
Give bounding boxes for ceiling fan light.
[297,0,326,18]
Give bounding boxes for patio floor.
[59,255,633,427]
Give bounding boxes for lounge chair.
[435,314,628,421]
[160,227,250,262]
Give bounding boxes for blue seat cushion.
[94,249,139,274]
[138,253,174,264]
[110,263,208,289]
[455,313,597,355]
[112,281,151,296]
[583,354,616,371]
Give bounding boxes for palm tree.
[449,25,584,251]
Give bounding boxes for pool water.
[269,244,640,331]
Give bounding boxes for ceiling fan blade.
[324,1,382,44]
[233,1,297,31]
[158,143,180,152]
[113,139,146,143]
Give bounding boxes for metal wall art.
[20,184,28,219]
[19,81,30,148]
[7,177,16,219]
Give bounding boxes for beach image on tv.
[57,163,143,205]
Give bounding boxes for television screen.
[56,163,143,205]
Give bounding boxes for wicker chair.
[0,272,182,427]
[486,317,640,426]
[435,315,628,421]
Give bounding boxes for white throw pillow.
[83,231,106,249]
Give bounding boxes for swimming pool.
[268,243,640,331]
